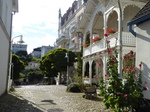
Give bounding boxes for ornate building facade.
[56,0,87,52]
[77,0,148,84]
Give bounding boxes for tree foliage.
[16,51,32,65]
[22,69,44,83]
[39,48,76,77]
[12,54,25,80]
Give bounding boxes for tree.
[12,54,25,80]
[16,50,27,56]
[16,51,32,65]
[23,69,43,83]
[39,48,76,77]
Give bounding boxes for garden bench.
[84,87,97,99]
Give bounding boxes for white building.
[25,61,39,69]
[56,0,85,52]
[77,0,148,84]
[128,1,150,100]
[56,0,86,83]
[31,47,41,58]
[12,43,27,54]
[41,45,54,57]
[0,0,18,95]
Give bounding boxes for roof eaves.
[128,13,150,26]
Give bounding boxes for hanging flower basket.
[106,29,117,35]
[92,36,101,43]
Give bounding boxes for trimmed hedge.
[66,83,92,93]
[66,83,81,92]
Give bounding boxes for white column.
[89,60,92,84]
[117,0,123,76]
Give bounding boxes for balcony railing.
[83,32,135,57]
[56,36,69,44]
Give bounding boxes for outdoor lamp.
[7,35,24,91]
[65,52,69,85]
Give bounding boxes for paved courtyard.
[0,85,113,112]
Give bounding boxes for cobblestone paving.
[0,85,113,112]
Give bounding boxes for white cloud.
[25,34,57,54]
[12,0,75,53]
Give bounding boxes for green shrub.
[78,83,85,92]
[66,83,81,92]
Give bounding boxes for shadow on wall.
[142,62,150,87]
[137,33,150,43]
[135,62,150,112]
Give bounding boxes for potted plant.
[92,36,101,43]
[106,29,117,35]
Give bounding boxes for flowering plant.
[106,29,117,35]
[97,34,148,112]
[92,36,101,42]
[83,76,89,78]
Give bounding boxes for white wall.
[0,26,10,95]
[0,0,14,95]
[136,20,150,99]
[1,0,13,35]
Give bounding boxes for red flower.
[107,41,110,44]
[99,54,103,57]
[124,68,130,71]
[111,61,115,63]
[124,56,127,59]
[130,66,134,70]
[104,33,108,37]
[127,56,130,59]
[92,36,101,42]
[104,74,108,76]
[132,69,136,73]
[139,64,142,67]
[124,94,128,97]
[116,92,120,95]
[111,57,115,60]
[106,29,117,35]
[106,48,113,53]
[98,63,102,66]
[97,76,101,79]
[130,50,134,54]
[143,87,148,91]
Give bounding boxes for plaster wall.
[136,20,150,99]
[1,0,13,35]
[0,0,18,95]
[0,26,9,95]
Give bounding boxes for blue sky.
[12,0,75,54]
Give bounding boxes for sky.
[12,0,75,54]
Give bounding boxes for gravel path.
[0,85,113,112]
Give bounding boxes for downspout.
[7,12,13,92]
[117,0,122,76]
[128,24,136,37]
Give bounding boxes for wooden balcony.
[83,32,135,57]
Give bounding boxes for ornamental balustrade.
[83,32,135,57]
[56,36,69,44]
